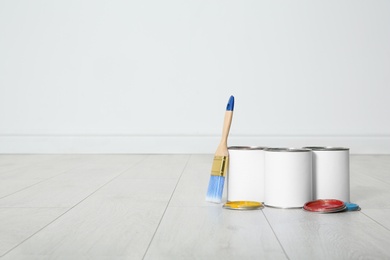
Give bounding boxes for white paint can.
[227,146,267,202]
[264,148,312,208]
[303,147,350,202]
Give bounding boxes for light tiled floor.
[0,154,389,259]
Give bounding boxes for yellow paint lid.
[223,201,263,210]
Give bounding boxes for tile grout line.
[0,155,65,175]
[0,156,99,200]
[0,207,69,209]
[0,154,103,200]
[261,210,290,260]
[0,155,150,258]
[142,155,192,260]
[358,173,390,186]
[360,211,390,232]
[0,178,59,200]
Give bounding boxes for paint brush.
[206,95,234,203]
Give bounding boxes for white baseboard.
[0,135,389,154]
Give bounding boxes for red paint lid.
[304,199,345,212]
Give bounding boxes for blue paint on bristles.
[206,175,225,203]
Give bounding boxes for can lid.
[228,146,267,150]
[303,199,346,213]
[345,202,360,211]
[264,148,311,152]
[303,146,349,151]
[223,201,263,210]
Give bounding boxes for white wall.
[1,0,389,154]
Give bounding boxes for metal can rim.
[228,146,268,150]
[264,147,311,152]
[264,204,303,209]
[303,146,349,151]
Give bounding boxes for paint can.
[303,147,350,202]
[227,146,267,202]
[264,148,312,208]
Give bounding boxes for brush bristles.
[205,175,225,203]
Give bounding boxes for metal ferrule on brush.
[211,156,229,177]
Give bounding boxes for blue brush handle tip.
[226,95,234,111]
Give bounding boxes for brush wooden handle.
[220,110,233,145]
[215,110,233,156]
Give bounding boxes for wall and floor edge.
[1,135,389,154]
